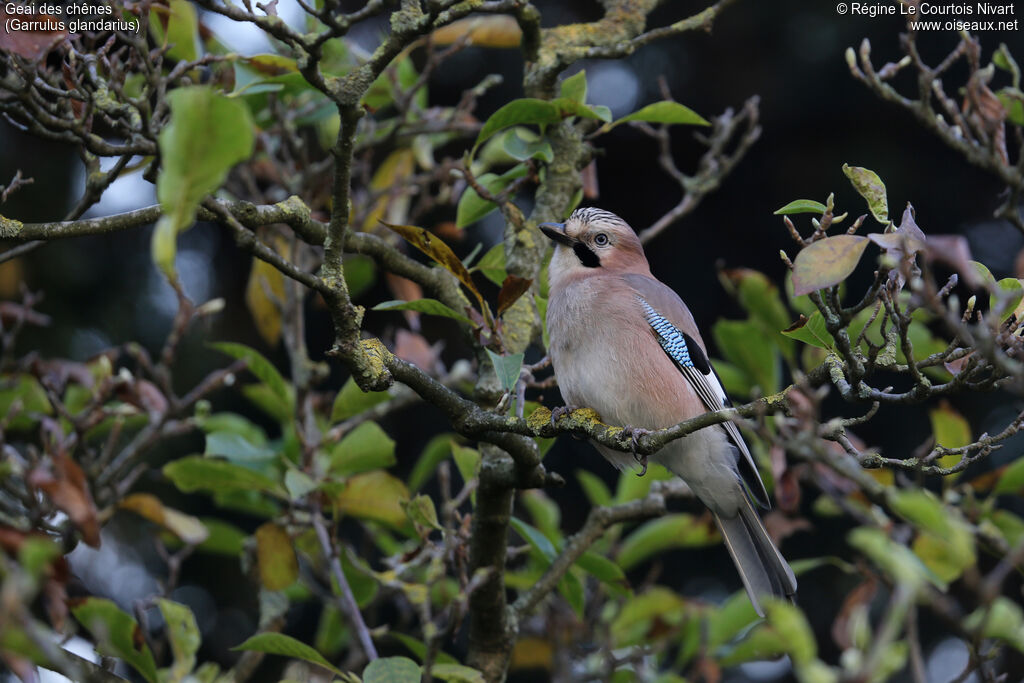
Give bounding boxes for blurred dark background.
[2,1,1022,681]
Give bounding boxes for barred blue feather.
[639,298,694,368]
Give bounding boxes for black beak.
[538,222,573,246]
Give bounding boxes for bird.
[539,206,796,616]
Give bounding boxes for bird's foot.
[549,404,578,427]
[621,425,653,477]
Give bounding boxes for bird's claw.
[622,425,652,476]
[549,404,577,427]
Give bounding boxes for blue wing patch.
[639,299,694,368]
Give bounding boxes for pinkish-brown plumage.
[541,207,796,616]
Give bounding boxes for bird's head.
[539,208,650,286]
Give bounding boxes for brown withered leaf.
[763,511,811,544]
[581,160,600,199]
[394,329,443,374]
[28,453,100,548]
[774,468,802,513]
[496,275,532,317]
[0,9,67,61]
[964,74,1008,165]
[114,379,169,417]
[380,220,490,323]
[925,235,978,286]
[119,493,209,545]
[944,350,973,376]
[385,273,424,330]
[831,576,878,650]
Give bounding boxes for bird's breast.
[546,280,701,430]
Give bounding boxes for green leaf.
[929,402,971,472]
[502,128,554,163]
[559,569,585,617]
[255,522,298,591]
[573,550,626,585]
[996,455,1024,495]
[431,663,486,683]
[156,599,201,681]
[164,456,285,497]
[389,632,458,665]
[313,605,346,658]
[455,163,530,228]
[509,516,556,561]
[782,312,834,350]
[774,199,828,215]
[993,43,1021,88]
[363,656,421,683]
[712,319,780,394]
[848,527,936,589]
[373,298,474,325]
[72,598,159,683]
[964,597,1024,653]
[610,587,687,648]
[233,632,344,676]
[195,517,247,555]
[197,412,267,445]
[331,377,390,423]
[992,277,1024,321]
[616,514,718,570]
[336,470,410,529]
[155,0,199,62]
[608,101,709,129]
[791,235,870,296]
[450,443,481,487]
[403,494,442,531]
[205,431,276,468]
[210,342,292,416]
[842,163,889,224]
[475,99,564,147]
[576,469,612,507]
[472,242,507,285]
[520,490,561,541]
[560,70,588,103]
[154,86,254,276]
[763,600,817,665]
[486,349,524,393]
[729,269,795,360]
[330,421,397,476]
[0,374,52,431]
[408,433,457,492]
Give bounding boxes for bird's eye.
[593,233,609,246]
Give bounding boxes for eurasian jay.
[540,207,796,616]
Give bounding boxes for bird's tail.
[713,498,797,617]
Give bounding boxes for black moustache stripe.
[573,242,600,268]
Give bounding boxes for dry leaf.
[28,453,100,548]
[0,8,67,61]
[496,275,532,317]
[432,15,521,48]
[385,273,424,330]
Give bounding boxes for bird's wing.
[624,274,771,508]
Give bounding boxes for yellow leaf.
[362,149,416,232]
[255,522,298,591]
[245,245,286,346]
[929,400,971,473]
[119,493,209,545]
[336,470,410,529]
[511,637,553,670]
[381,220,490,324]
[432,16,522,48]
